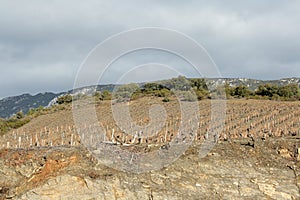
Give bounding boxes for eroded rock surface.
[0,136,299,200]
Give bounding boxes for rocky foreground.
[0,135,299,200]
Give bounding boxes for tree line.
[87,76,300,102]
[224,83,300,100]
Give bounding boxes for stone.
[0,137,299,200]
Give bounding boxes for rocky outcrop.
[0,136,299,200]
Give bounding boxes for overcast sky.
[1,0,300,99]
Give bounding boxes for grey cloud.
[0,0,300,98]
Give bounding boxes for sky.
[1,0,300,99]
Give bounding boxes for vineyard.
[1,98,300,150]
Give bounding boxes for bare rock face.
[0,136,299,200]
[20,175,153,200]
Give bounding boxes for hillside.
[0,85,117,119]
[0,98,299,199]
[0,93,62,119]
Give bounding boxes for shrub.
[143,82,165,93]
[195,89,209,100]
[0,114,30,135]
[162,97,170,102]
[15,111,24,119]
[56,94,73,104]
[27,106,44,116]
[271,94,281,101]
[101,90,112,100]
[6,118,30,129]
[178,90,197,102]
[233,86,252,98]
[0,119,8,135]
[155,88,171,97]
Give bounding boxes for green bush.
[190,78,208,90]
[154,88,171,97]
[143,83,165,93]
[27,106,44,116]
[101,90,112,100]
[234,86,252,98]
[255,83,300,100]
[162,97,170,102]
[0,113,31,135]
[15,111,24,119]
[271,94,281,101]
[131,91,144,100]
[56,94,73,104]
[0,119,8,135]
[6,118,30,129]
[195,89,209,100]
[113,83,141,101]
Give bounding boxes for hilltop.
[1,77,300,119]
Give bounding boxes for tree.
[143,83,165,93]
[101,90,112,100]
[278,84,300,99]
[225,83,235,98]
[190,78,208,90]
[255,84,278,97]
[162,76,191,91]
[195,88,209,100]
[234,86,252,98]
[155,88,171,97]
[113,83,140,100]
[173,76,191,91]
[255,83,300,100]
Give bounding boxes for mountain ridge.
[1,77,300,118]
